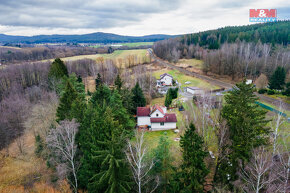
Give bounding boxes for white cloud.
[0,0,289,36]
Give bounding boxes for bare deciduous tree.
[238,146,274,193]
[46,119,79,192]
[126,131,159,193]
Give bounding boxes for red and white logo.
[249,9,277,22]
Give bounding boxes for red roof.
[150,113,177,123]
[137,107,150,116]
[151,104,164,115]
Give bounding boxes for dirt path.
[148,49,290,111]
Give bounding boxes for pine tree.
[77,75,83,83]
[90,115,132,193]
[164,90,172,107]
[77,107,132,192]
[48,58,68,80]
[119,88,134,114]
[114,74,123,91]
[90,84,112,107]
[95,73,102,89]
[109,90,135,132]
[176,123,209,193]
[56,80,78,122]
[215,80,270,186]
[153,133,174,192]
[131,82,146,113]
[269,66,286,90]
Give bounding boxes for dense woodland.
[0,46,109,64]
[153,21,290,80]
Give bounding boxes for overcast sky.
[0,0,289,36]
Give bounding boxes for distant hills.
[0,32,176,44]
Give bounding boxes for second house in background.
[157,73,173,87]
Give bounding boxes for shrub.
[258,88,267,94]
[267,89,275,95]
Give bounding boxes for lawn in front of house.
[153,69,219,90]
[143,129,182,166]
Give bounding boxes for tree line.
[153,21,289,80]
[0,45,109,65]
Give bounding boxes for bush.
[258,88,267,94]
[282,82,290,96]
[267,89,275,95]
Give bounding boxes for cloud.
[0,0,181,28]
[0,0,289,36]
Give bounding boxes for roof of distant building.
[187,87,201,90]
[160,73,173,79]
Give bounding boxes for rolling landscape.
[0,1,289,193]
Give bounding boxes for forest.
[153,21,290,80]
[0,21,289,193]
[0,55,289,192]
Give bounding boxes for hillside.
[0,32,176,44]
[181,20,289,48]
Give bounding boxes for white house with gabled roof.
[156,73,173,87]
[137,104,177,131]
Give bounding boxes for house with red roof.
[137,104,177,131]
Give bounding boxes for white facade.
[137,105,177,131]
[186,87,204,95]
[151,122,177,131]
[160,75,173,86]
[137,116,151,126]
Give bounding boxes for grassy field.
[177,58,204,70]
[264,93,290,104]
[44,49,149,62]
[153,69,219,90]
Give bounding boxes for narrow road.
[148,49,290,111]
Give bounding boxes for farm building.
[157,73,173,87]
[137,105,177,131]
[185,87,204,95]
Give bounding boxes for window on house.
[156,113,159,117]
[160,122,164,126]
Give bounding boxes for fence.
[255,101,290,122]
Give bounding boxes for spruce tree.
[164,90,172,107]
[77,107,132,192]
[90,84,112,107]
[56,80,78,122]
[153,134,174,192]
[114,74,123,91]
[89,112,132,193]
[177,123,209,193]
[269,66,286,90]
[131,82,146,113]
[95,73,102,89]
[215,80,270,186]
[48,58,68,80]
[77,75,83,83]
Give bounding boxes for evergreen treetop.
[216,80,270,185]
[269,66,286,90]
[48,58,68,80]
[131,82,146,113]
[177,123,209,193]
